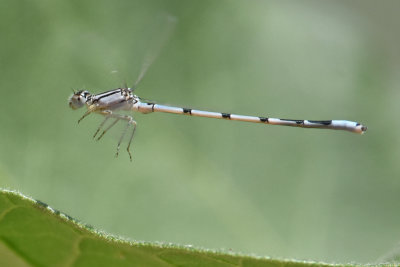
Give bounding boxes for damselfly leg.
[94,111,137,161]
[93,116,111,139]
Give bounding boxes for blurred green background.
[1,0,399,264]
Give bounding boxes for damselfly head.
[69,90,91,109]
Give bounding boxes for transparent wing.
[131,15,177,91]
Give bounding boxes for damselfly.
[69,86,366,161]
[68,19,367,161]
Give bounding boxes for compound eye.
[68,93,85,109]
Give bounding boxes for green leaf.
[0,189,347,266]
